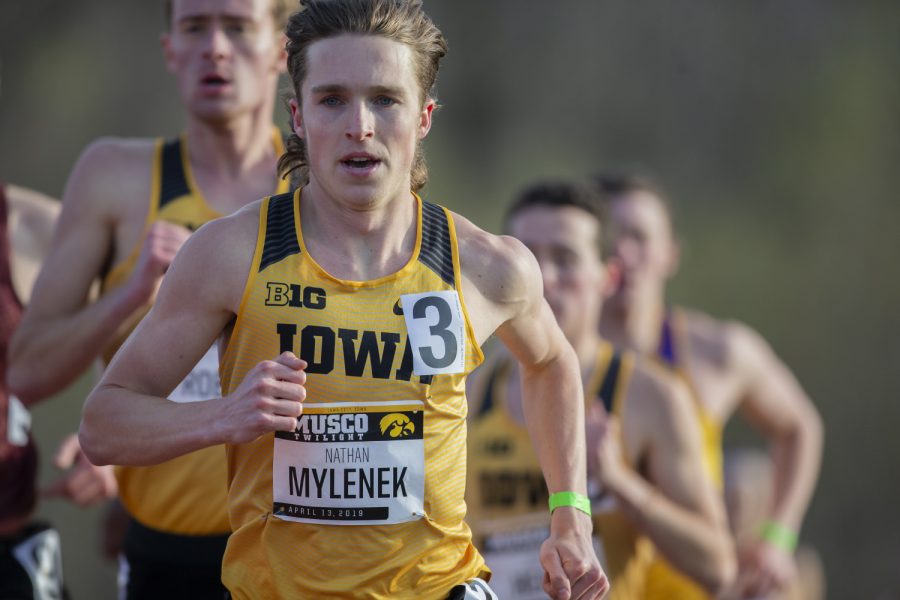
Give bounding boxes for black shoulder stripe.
[259,192,300,271]
[419,202,455,287]
[158,139,191,210]
[597,352,622,413]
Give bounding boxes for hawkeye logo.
[380,413,415,438]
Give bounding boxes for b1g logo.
[265,282,326,310]
[400,291,466,376]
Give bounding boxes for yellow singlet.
[466,342,655,600]
[219,190,488,599]
[102,131,288,535]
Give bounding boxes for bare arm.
[8,140,164,403]
[5,184,60,303]
[79,211,306,466]
[592,367,735,594]
[730,323,823,597]
[458,220,607,600]
[732,323,823,534]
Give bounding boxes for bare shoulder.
[75,136,156,171]
[681,306,779,379]
[62,137,156,218]
[682,309,770,364]
[627,354,695,424]
[5,184,59,245]
[180,200,262,265]
[452,210,538,308]
[167,200,264,311]
[679,307,741,368]
[6,184,59,218]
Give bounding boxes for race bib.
[273,400,426,525]
[400,291,466,376]
[7,394,31,447]
[168,345,220,403]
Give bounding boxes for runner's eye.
[180,20,207,34]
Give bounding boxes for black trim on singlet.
[259,192,301,272]
[419,202,455,287]
[158,139,191,210]
[597,352,622,412]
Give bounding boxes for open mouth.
[342,157,380,170]
[201,74,230,87]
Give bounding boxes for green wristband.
[548,491,591,516]
[759,520,798,553]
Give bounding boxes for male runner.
[1,182,64,599]
[467,181,734,599]
[596,173,823,598]
[79,1,609,598]
[9,0,292,597]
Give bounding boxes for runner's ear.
[602,257,623,299]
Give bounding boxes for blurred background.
[2,0,898,597]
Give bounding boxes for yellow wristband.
[759,520,798,553]
[548,491,591,516]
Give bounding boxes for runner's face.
[509,206,605,343]
[607,191,677,305]
[292,34,434,208]
[163,0,284,122]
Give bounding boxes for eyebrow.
[309,84,407,97]
[178,15,211,24]
[178,13,254,24]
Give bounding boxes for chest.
[681,359,745,422]
[110,167,280,269]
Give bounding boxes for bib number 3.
[400,291,466,376]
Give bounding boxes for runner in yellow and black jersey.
[217,190,488,597]
[103,131,288,596]
[467,180,735,599]
[78,3,610,599]
[11,1,295,597]
[597,173,823,598]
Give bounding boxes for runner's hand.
[220,352,307,445]
[541,507,610,600]
[735,541,796,598]
[128,221,192,303]
[43,433,118,506]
